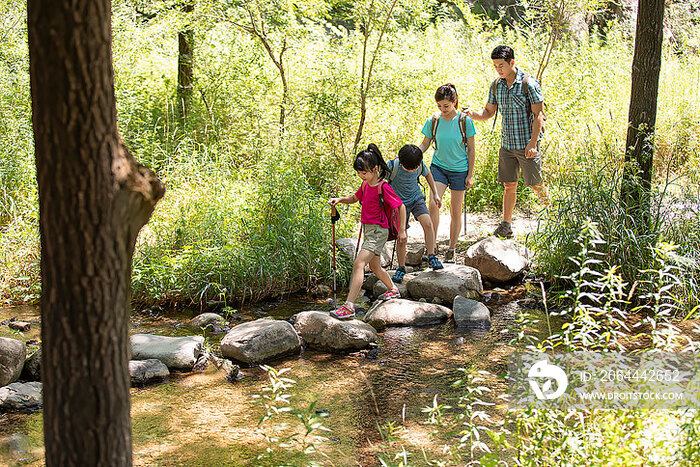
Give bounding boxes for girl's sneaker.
[330,302,355,320]
[428,254,444,270]
[392,267,406,283]
[378,287,400,300]
[444,248,456,263]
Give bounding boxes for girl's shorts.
[361,223,388,256]
[430,164,468,191]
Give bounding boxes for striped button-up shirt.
[488,68,544,150]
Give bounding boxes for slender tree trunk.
[352,0,398,156]
[28,0,164,464]
[177,2,195,124]
[621,0,665,212]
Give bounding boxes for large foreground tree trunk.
[621,0,665,212]
[28,0,164,465]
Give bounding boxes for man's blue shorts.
[430,164,468,191]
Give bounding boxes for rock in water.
[0,337,26,387]
[406,264,483,302]
[130,334,204,371]
[464,236,529,282]
[129,359,170,385]
[294,311,378,351]
[364,299,452,326]
[188,313,226,333]
[220,319,301,364]
[21,349,41,382]
[0,382,42,412]
[453,295,491,327]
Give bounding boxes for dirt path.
[406,208,544,247]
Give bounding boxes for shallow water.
[0,293,538,466]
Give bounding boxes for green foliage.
[3,2,700,307]
[252,365,330,465]
[131,155,335,305]
[530,166,700,313]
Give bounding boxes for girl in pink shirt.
[328,144,407,319]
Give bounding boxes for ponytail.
[353,143,390,180]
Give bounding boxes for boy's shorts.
[497,147,543,186]
[430,164,468,191]
[403,196,429,229]
[361,223,388,256]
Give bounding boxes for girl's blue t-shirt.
[421,111,476,172]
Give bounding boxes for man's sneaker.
[493,222,513,239]
[392,267,406,283]
[330,302,355,320]
[378,287,401,300]
[428,254,444,270]
[444,248,455,263]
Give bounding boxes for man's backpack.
[430,111,471,151]
[490,73,546,129]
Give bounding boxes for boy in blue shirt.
[388,144,444,283]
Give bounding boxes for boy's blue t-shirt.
[421,110,476,172]
[387,159,428,205]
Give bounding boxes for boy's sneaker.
[428,254,444,270]
[330,302,355,320]
[493,222,513,239]
[444,248,456,263]
[378,287,401,300]
[392,267,406,283]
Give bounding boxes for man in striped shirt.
[468,45,550,238]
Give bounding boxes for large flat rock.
[464,236,529,282]
[220,319,301,364]
[294,311,377,351]
[0,337,26,387]
[406,264,483,303]
[129,359,170,386]
[364,299,452,326]
[130,334,204,371]
[0,382,42,412]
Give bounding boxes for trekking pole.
[331,204,340,306]
[463,192,467,237]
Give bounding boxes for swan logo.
[527,360,569,400]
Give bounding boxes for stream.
[0,288,542,466]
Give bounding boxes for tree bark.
[177,2,195,124]
[28,0,164,465]
[621,0,665,211]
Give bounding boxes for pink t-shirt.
[355,181,403,229]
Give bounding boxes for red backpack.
[378,182,400,241]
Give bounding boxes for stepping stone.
[453,295,490,327]
[0,337,26,387]
[21,349,41,382]
[405,243,425,266]
[464,236,529,282]
[188,313,226,332]
[129,359,170,385]
[294,311,378,352]
[220,319,301,364]
[130,334,204,371]
[407,264,483,303]
[0,382,42,412]
[364,299,452,326]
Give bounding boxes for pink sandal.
[330,302,355,320]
